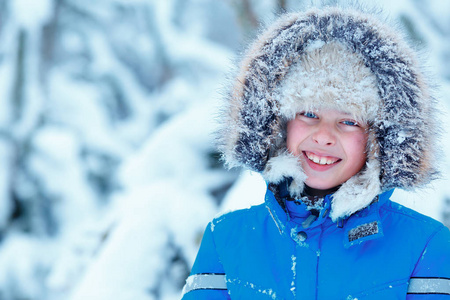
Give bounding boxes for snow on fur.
[219,6,438,220]
[277,42,380,124]
[263,151,307,196]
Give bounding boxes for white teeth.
[306,152,338,165]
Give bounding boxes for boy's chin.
[304,179,341,191]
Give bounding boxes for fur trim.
[330,159,381,220]
[277,42,380,124]
[219,6,438,220]
[263,151,307,196]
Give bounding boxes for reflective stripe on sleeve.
[182,273,227,295]
[407,277,450,295]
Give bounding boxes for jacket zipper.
[315,249,320,300]
[315,224,325,300]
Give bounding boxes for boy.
[181,6,450,299]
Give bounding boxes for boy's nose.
[312,124,336,146]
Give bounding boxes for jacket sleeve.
[181,222,230,300]
[407,225,450,299]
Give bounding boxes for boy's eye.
[342,120,359,126]
[301,111,318,119]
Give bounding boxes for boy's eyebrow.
[342,112,363,120]
[338,111,356,118]
[338,111,353,116]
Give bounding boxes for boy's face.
[286,109,368,190]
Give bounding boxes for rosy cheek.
[286,136,297,155]
[352,134,368,161]
[349,130,368,144]
[286,123,301,155]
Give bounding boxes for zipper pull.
[337,218,344,228]
[302,214,318,228]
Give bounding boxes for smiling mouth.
[304,151,341,165]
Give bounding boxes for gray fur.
[218,6,438,220]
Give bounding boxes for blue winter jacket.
[181,189,450,299]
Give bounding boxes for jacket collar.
[264,185,394,248]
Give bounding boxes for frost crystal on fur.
[219,7,438,220]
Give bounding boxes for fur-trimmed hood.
[219,6,438,221]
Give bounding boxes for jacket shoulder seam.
[411,225,447,275]
[380,203,443,228]
[211,204,264,233]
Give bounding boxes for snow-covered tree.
[0,0,448,299]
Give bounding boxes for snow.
[291,255,297,295]
[0,141,13,228]
[0,0,448,299]
[226,278,277,299]
[28,126,101,234]
[10,0,53,31]
[305,40,326,52]
[220,171,266,212]
[68,181,216,300]
[0,232,54,299]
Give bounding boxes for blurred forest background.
[0,0,449,299]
